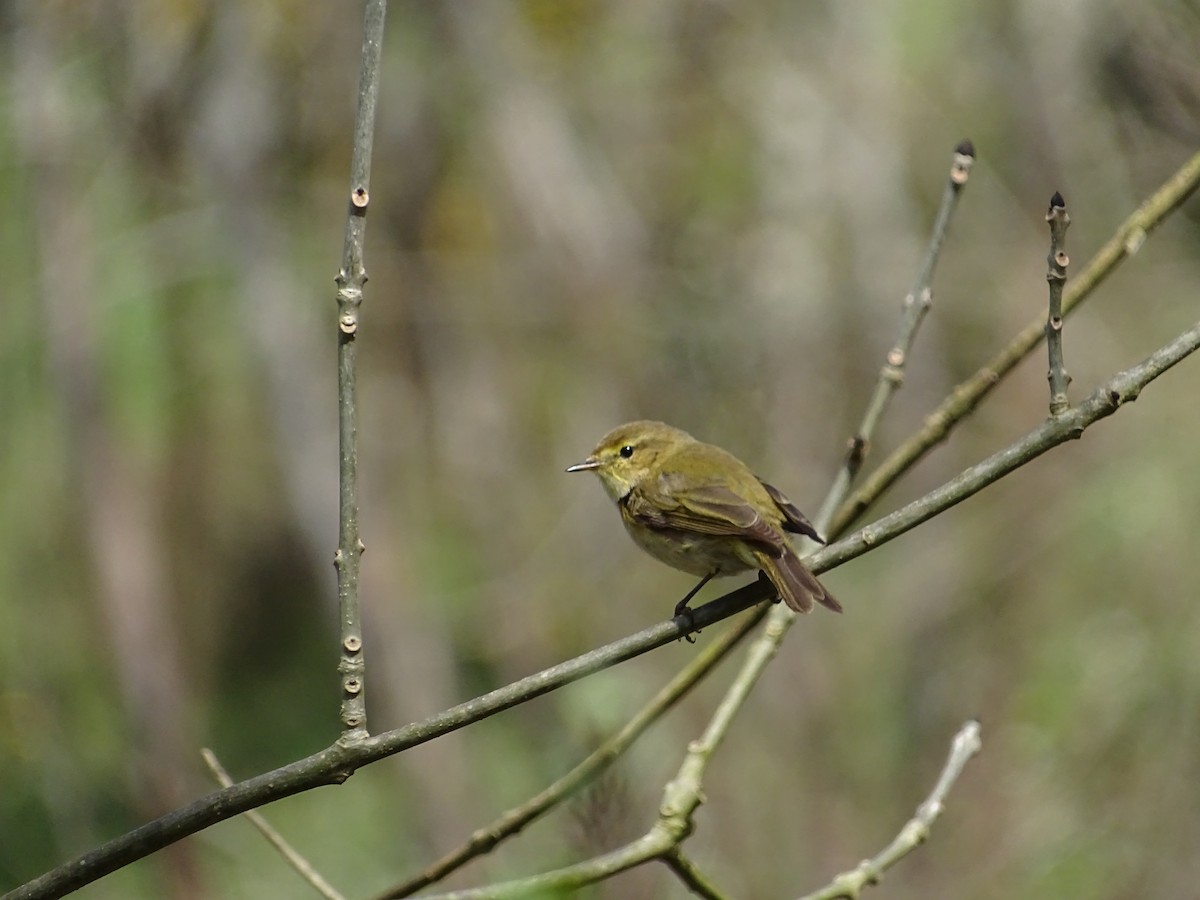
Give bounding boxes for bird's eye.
[619,445,634,458]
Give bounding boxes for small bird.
[567,420,841,618]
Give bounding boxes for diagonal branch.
[438,311,1199,900]
[798,720,983,900]
[662,850,733,900]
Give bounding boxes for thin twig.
[332,0,388,740]
[798,720,983,900]
[1045,192,1071,415]
[663,850,734,900]
[831,148,1200,537]
[416,832,673,899]
[816,139,975,527]
[200,749,346,900]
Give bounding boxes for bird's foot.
[673,599,700,643]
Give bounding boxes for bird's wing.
[627,479,787,556]
[758,479,824,544]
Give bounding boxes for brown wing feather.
[756,546,843,614]
[759,479,824,544]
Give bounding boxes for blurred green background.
[3,1,1199,898]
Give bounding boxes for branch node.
[845,435,869,469]
[1124,227,1147,255]
[950,138,975,187]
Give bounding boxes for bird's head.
[566,420,693,500]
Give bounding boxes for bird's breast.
[618,512,755,578]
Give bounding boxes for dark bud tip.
[955,138,975,158]
[1049,191,1066,210]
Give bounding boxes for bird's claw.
[673,601,700,643]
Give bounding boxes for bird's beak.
[565,457,602,473]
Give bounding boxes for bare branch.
[798,720,983,900]
[332,0,388,740]
[663,850,734,900]
[638,138,980,898]
[816,139,975,528]
[415,832,673,899]
[1045,192,1072,415]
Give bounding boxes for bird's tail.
[755,547,842,614]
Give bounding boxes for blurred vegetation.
[2,1,1200,898]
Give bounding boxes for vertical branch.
[1045,192,1072,415]
[334,0,388,740]
[816,140,975,527]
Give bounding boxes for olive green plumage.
[568,420,840,615]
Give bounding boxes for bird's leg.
[673,572,716,642]
[674,571,715,618]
